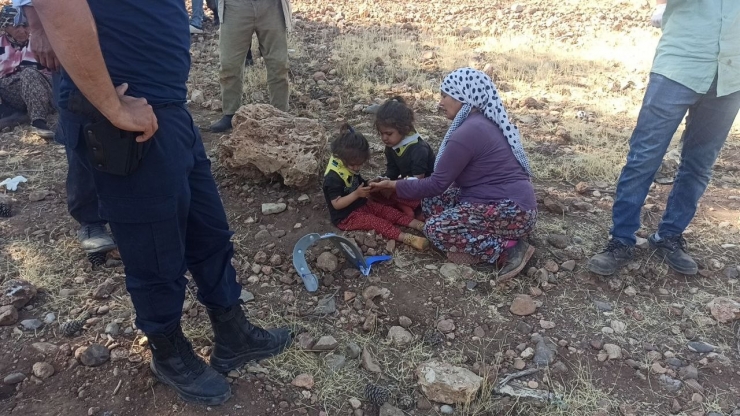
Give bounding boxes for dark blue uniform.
[58,0,240,335]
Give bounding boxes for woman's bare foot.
[446,251,480,265]
[400,232,429,250]
[409,219,425,232]
[497,240,535,282]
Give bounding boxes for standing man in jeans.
[13,1,116,260]
[209,0,292,133]
[589,0,740,276]
[33,0,291,405]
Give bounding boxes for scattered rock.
[510,294,536,316]
[684,379,704,393]
[261,202,287,215]
[635,237,649,250]
[91,278,117,300]
[362,286,389,301]
[3,372,26,385]
[20,319,43,331]
[659,374,682,392]
[440,405,454,415]
[104,323,120,336]
[312,71,327,82]
[1,279,37,309]
[316,252,339,273]
[32,362,54,379]
[78,344,110,367]
[291,374,315,390]
[296,332,315,350]
[437,319,456,334]
[687,341,715,353]
[314,296,336,315]
[387,326,414,347]
[349,398,362,409]
[398,316,412,328]
[543,259,559,273]
[325,353,346,373]
[43,312,56,324]
[623,286,637,296]
[610,320,626,334]
[513,358,526,370]
[190,89,205,104]
[416,360,483,404]
[31,342,58,355]
[346,342,362,359]
[59,289,77,297]
[520,347,534,359]
[28,190,48,202]
[593,300,613,312]
[379,403,404,416]
[651,362,667,374]
[561,260,576,271]
[533,339,556,367]
[439,263,475,281]
[313,336,339,351]
[361,347,382,373]
[603,344,622,360]
[543,197,566,214]
[0,305,19,326]
[547,234,570,249]
[217,104,328,190]
[539,320,556,329]
[679,365,698,380]
[707,297,740,323]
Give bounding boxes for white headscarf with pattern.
[434,67,532,176]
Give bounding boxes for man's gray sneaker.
[588,239,634,276]
[78,223,116,254]
[648,234,698,275]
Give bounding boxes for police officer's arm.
[32,0,158,142]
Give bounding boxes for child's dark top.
[323,171,368,225]
[384,136,435,179]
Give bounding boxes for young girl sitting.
[373,97,435,217]
[322,124,430,251]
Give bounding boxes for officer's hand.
[650,4,665,28]
[29,29,60,71]
[111,83,158,142]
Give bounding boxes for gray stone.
[379,403,404,416]
[79,344,110,367]
[346,342,361,359]
[560,260,576,271]
[296,332,315,350]
[325,353,346,373]
[679,365,698,380]
[104,322,120,336]
[314,296,336,315]
[1,279,37,309]
[0,305,18,326]
[361,347,382,373]
[593,300,613,312]
[398,316,412,328]
[32,362,55,379]
[659,374,682,392]
[515,321,532,334]
[440,405,454,414]
[387,326,414,347]
[43,313,56,324]
[510,294,536,316]
[239,290,255,303]
[437,319,456,334]
[687,341,715,353]
[723,266,739,279]
[533,339,556,367]
[546,234,569,249]
[21,319,43,331]
[603,344,622,360]
[416,360,482,404]
[261,203,287,215]
[316,252,339,273]
[313,335,338,351]
[31,342,59,355]
[3,372,26,385]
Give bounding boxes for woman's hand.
[369,180,396,190]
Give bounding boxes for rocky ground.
[1,0,740,415]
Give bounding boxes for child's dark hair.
[375,96,415,136]
[331,123,370,166]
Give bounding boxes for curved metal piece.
[291,232,393,292]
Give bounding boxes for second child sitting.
[322,124,430,251]
[373,97,435,218]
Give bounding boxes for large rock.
[416,360,483,404]
[78,344,110,367]
[387,326,414,347]
[217,104,328,190]
[1,279,37,309]
[0,305,19,326]
[707,297,740,323]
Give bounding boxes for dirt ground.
[1,1,740,415]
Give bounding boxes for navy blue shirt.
[59,0,191,108]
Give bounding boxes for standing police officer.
[33,0,291,405]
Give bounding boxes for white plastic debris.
[0,175,27,191]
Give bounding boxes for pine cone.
[0,202,11,218]
[364,383,390,407]
[60,319,85,337]
[396,394,414,410]
[423,330,444,347]
[87,252,106,267]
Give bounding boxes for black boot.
[209,115,233,133]
[148,327,231,406]
[208,305,292,373]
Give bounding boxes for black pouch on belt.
[67,91,148,176]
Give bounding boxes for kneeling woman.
[372,68,537,280]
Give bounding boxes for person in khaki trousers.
[210,0,291,132]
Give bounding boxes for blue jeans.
[52,70,104,227]
[59,103,241,335]
[612,73,740,246]
[190,0,217,28]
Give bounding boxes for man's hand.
[29,28,60,71]
[650,3,666,28]
[353,185,374,199]
[369,180,395,190]
[111,84,158,142]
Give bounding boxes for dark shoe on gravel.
[148,327,231,406]
[497,240,535,282]
[648,233,697,275]
[208,304,292,373]
[588,239,634,276]
[78,223,116,254]
[209,115,233,133]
